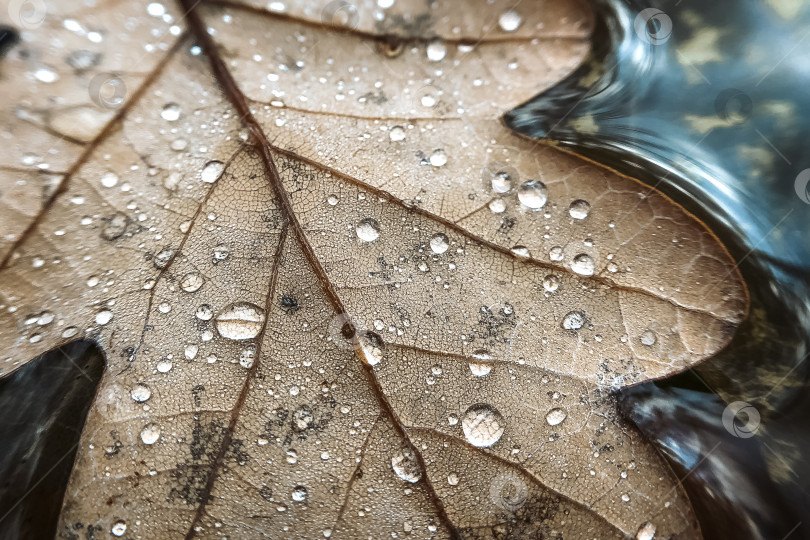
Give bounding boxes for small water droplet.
[391,447,422,483]
[640,330,657,346]
[37,311,54,325]
[140,423,160,444]
[461,404,505,447]
[101,171,119,188]
[429,233,449,254]
[185,344,198,360]
[488,199,506,213]
[636,522,656,540]
[292,485,308,502]
[359,332,385,366]
[571,253,595,275]
[62,326,79,338]
[447,473,459,486]
[389,125,406,141]
[212,243,230,262]
[549,246,563,261]
[569,199,591,219]
[426,39,447,61]
[95,310,113,326]
[511,245,530,259]
[215,302,266,340]
[356,218,380,242]
[157,359,173,372]
[196,304,213,321]
[161,102,181,121]
[498,10,522,32]
[111,520,127,537]
[469,362,492,377]
[201,160,225,183]
[517,180,547,209]
[240,347,255,368]
[327,194,339,205]
[562,311,585,330]
[181,273,204,292]
[131,383,151,402]
[542,275,560,292]
[546,408,567,426]
[153,248,175,269]
[429,149,447,167]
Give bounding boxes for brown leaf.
[0,0,747,538]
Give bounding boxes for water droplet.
[517,180,547,209]
[196,304,213,321]
[571,253,595,275]
[212,243,230,262]
[549,246,563,261]
[562,311,585,330]
[488,199,506,213]
[426,39,447,62]
[185,344,198,360]
[101,212,129,241]
[389,125,406,141]
[636,522,656,540]
[240,348,255,369]
[511,245,530,259]
[542,275,560,292]
[62,326,79,338]
[469,362,492,377]
[95,310,113,326]
[111,521,127,536]
[327,194,339,205]
[101,171,119,188]
[641,330,657,346]
[429,149,447,167]
[201,160,225,183]
[569,199,591,219]
[546,408,567,426]
[490,172,512,194]
[391,447,422,483]
[622,493,631,502]
[429,233,449,254]
[181,273,204,292]
[461,404,505,447]
[356,218,380,242]
[131,383,151,402]
[292,485,308,502]
[161,102,181,121]
[286,449,298,464]
[36,311,54,325]
[140,423,160,444]
[157,359,173,373]
[498,10,522,32]
[359,332,385,366]
[215,302,266,340]
[149,250,173,271]
[34,66,58,83]
[447,473,459,486]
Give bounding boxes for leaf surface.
[0,0,748,538]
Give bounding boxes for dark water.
[507,0,810,538]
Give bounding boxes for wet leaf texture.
[0,0,747,538]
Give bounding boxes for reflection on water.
[506,0,810,538]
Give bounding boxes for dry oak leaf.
[0,0,748,539]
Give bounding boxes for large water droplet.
[95,310,113,325]
[490,172,512,194]
[562,311,585,330]
[461,404,505,447]
[131,383,151,403]
[140,423,160,444]
[215,302,266,340]
[391,448,422,483]
[161,102,181,121]
[430,233,449,254]
[517,180,547,209]
[571,253,595,275]
[545,408,567,426]
[498,10,522,32]
[201,160,225,183]
[356,218,380,242]
[569,199,591,219]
